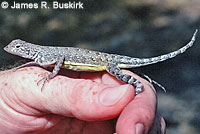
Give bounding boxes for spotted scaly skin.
[4,30,198,94]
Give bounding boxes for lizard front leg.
[106,63,144,95]
[38,56,64,90]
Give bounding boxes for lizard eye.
[15,44,21,48]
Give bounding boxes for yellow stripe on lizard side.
[63,61,106,71]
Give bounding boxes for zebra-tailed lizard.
[4,30,198,94]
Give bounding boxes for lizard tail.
[125,29,198,67]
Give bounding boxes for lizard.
[3,29,198,94]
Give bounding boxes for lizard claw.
[38,72,49,78]
[37,72,49,91]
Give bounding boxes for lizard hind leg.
[106,63,144,95]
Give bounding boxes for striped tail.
[129,29,198,67]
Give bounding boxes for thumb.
[116,73,157,134]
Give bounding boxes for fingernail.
[161,117,166,134]
[100,85,130,106]
[136,123,144,134]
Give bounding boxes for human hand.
[0,64,165,134]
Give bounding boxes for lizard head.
[4,39,33,59]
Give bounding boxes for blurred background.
[0,0,200,133]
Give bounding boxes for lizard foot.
[38,72,49,78]
[37,72,49,91]
[135,81,144,95]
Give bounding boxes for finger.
[116,71,157,134]
[149,114,166,134]
[11,66,136,121]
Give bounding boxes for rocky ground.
[0,0,200,133]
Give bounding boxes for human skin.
[0,64,165,134]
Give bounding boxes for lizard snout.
[3,45,9,52]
